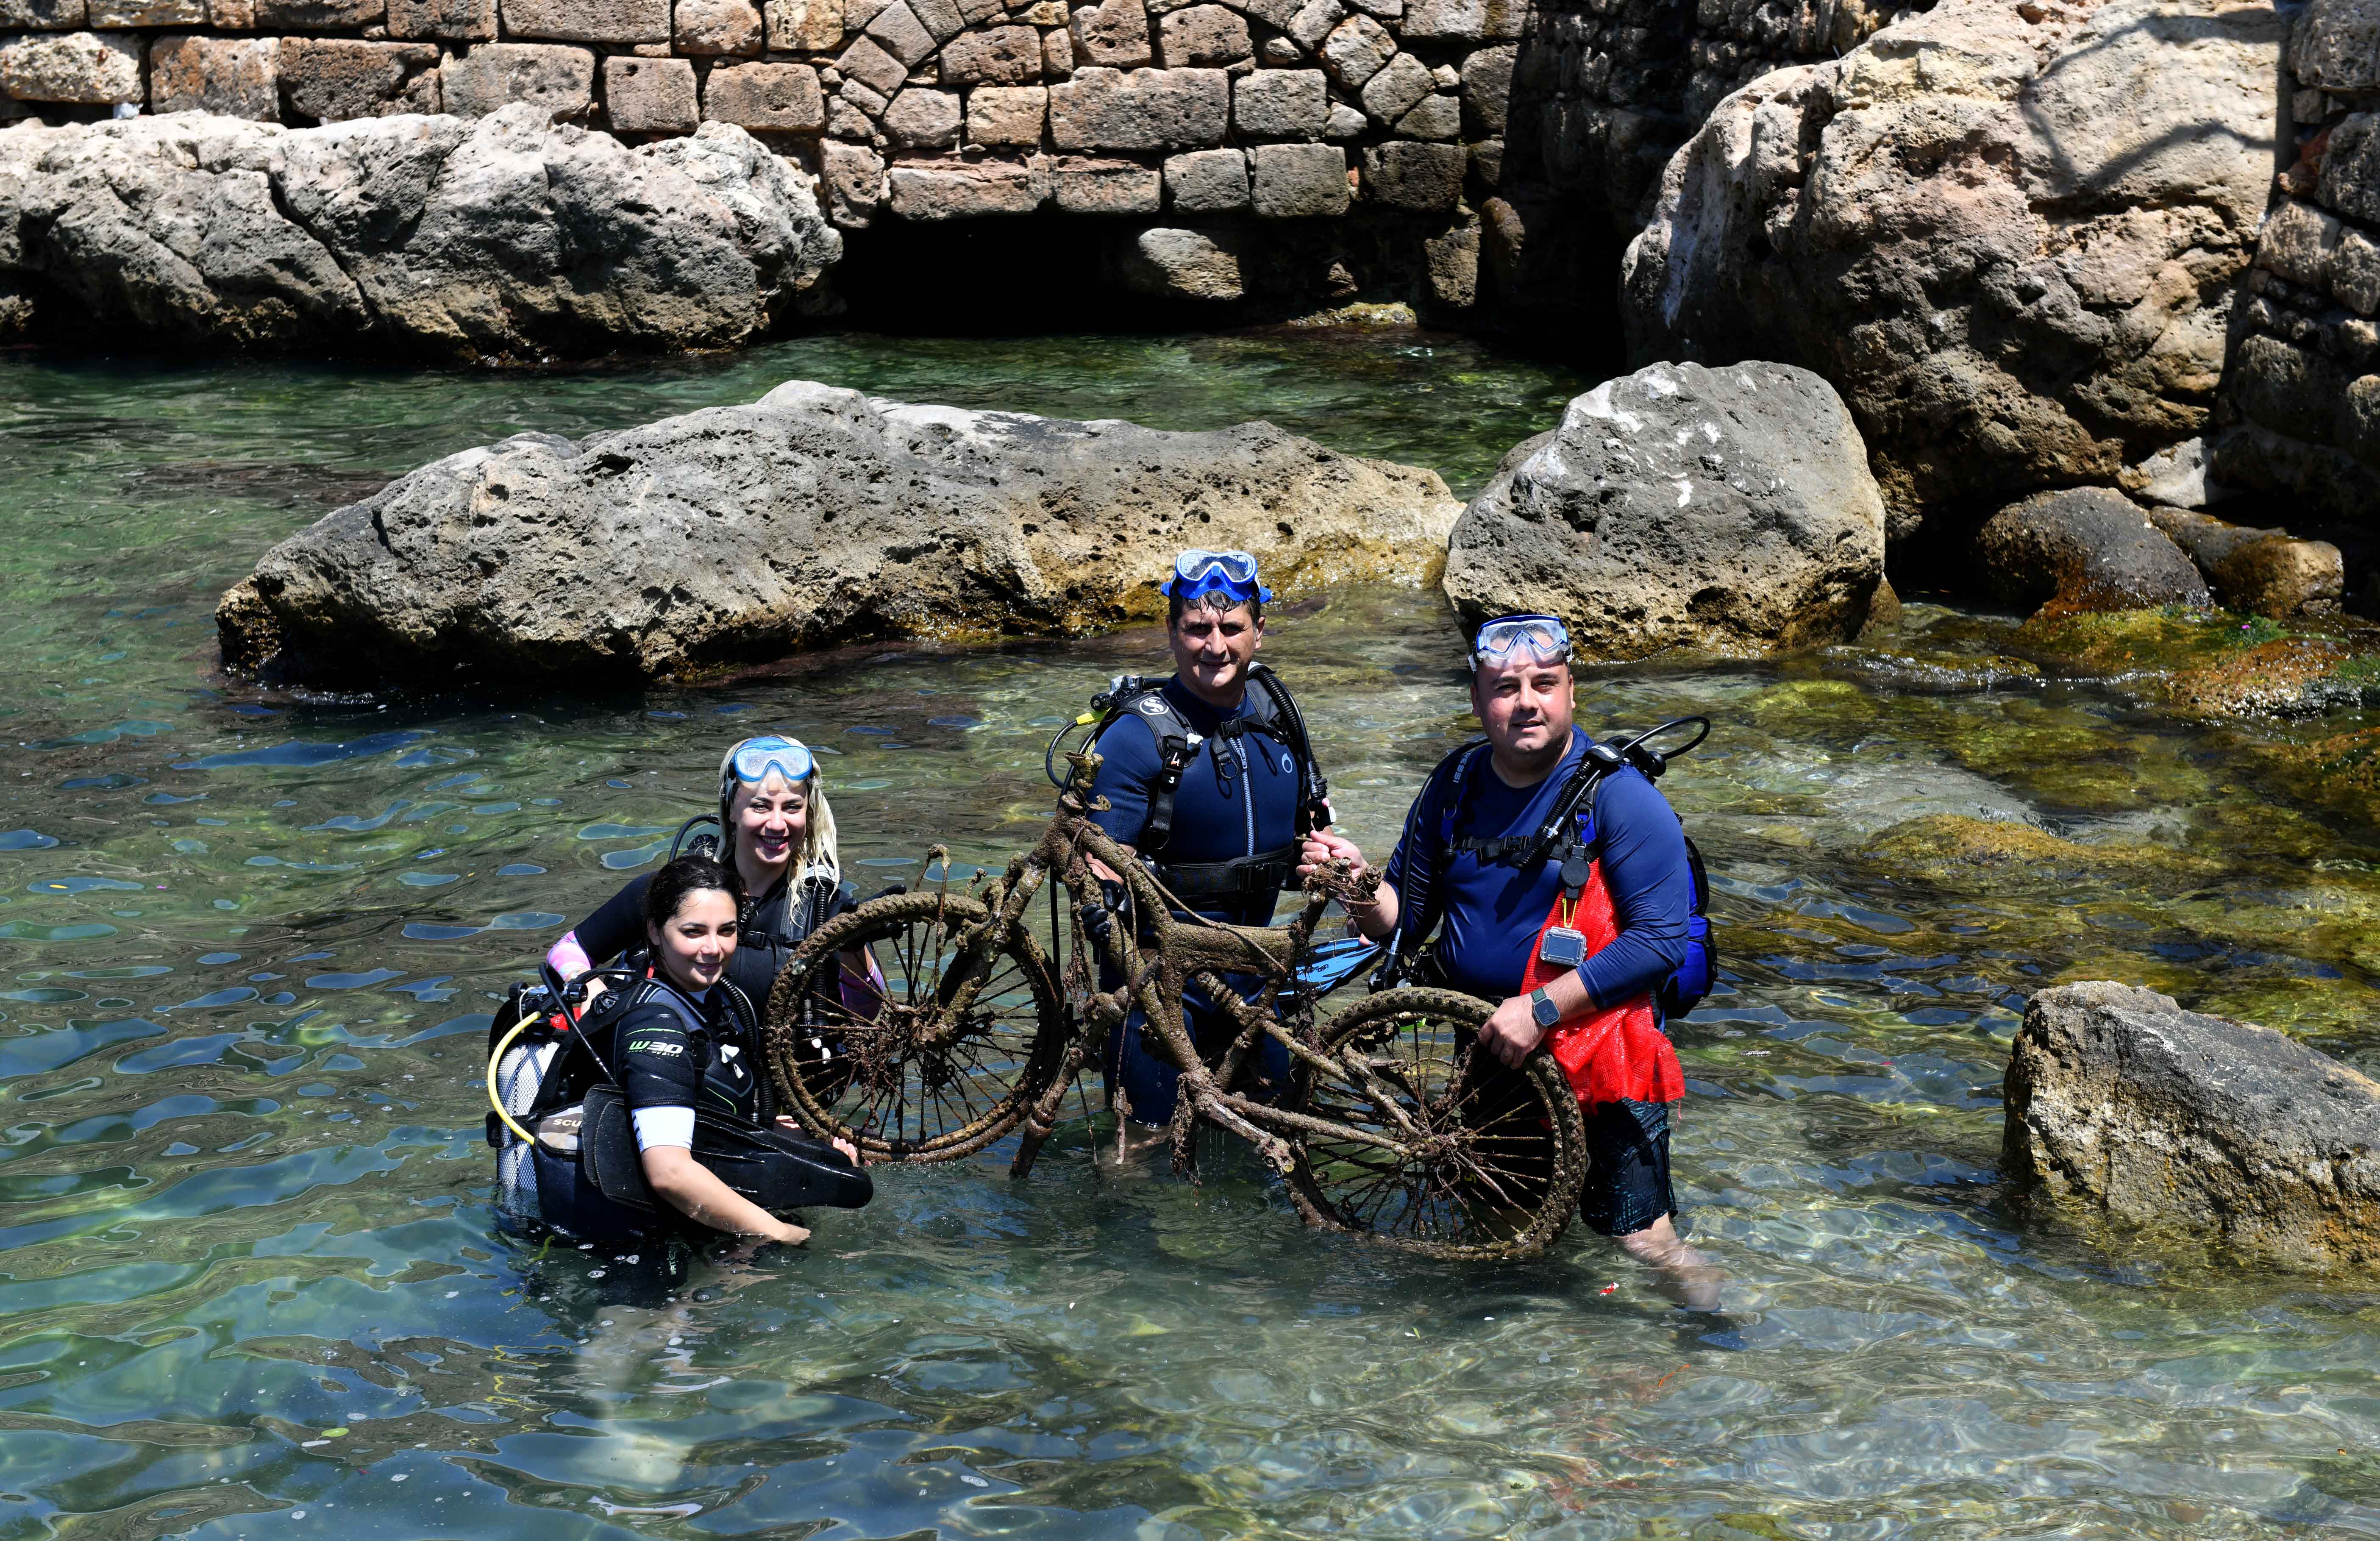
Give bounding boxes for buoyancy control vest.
[1379,719,1717,1024]
[485,971,871,1235]
[1086,662,1331,899]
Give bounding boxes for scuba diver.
[1074,549,1338,1146]
[490,854,873,1247]
[548,735,861,1008]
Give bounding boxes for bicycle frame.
[904,748,1415,1181]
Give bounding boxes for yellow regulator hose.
[486,1017,539,1147]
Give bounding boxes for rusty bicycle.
[760,749,1589,1260]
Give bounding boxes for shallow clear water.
[3,331,2379,1541]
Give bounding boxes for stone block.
[678,0,762,53]
[604,53,697,130]
[1467,133,1498,187]
[1395,89,1457,138]
[1357,46,1427,120]
[1120,225,1241,299]
[842,0,888,25]
[880,83,957,145]
[1047,64,1225,150]
[1068,0,1147,67]
[1052,153,1159,211]
[1238,0,1298,27]
[1157,3,1247,66]
[2294,0,2380,94]
[941,24,1039,83]
[822,136,884,223]
[1424,214,1476,306]
[966,81,1043,144]
[765,0,841,50]
[1284,0,1337,49]
[0,31,141,101]
[1248,139,1344,215]
[862,0,934,63]
[1458,41,1510,134]
[150,32,278,117]
[1323,98,1359,136]
[210,0,253,25]
[836,32,906,92]
[1257,35,1296,63]
[387,0,492,38]
[253,0,380,24]
[909,0,963,40]
[0,0,86,31]
[280,38,439,122]
[1361,137,1459,209]
[1041,25,1072,77]
[500,0,665,42]
[88,0,199,24]
[439,41,592,116]
[1318,13,1390,89]
[1231,66,1322,138]
[2320,112,2380,225]
[2338,228,2380,314]
[703,59,823,128]
[1399,0,1519,39]
[1164,145,1244,210]
[2256,196,2340,290]
[956,0,998,19]
[885,155,1049,216]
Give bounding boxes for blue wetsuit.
[1088,676,1307,1126]
[1382,726,1696,1235]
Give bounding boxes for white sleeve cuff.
[631,1106,695,1152]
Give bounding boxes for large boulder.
[216,382,1463,685]
[1619,0,2284,545]
[0,104,840,359]
[1973,488,2210,619]
[1441,360,1888,658]
[2212,0,2380,517]
[2005,982,2380,1273]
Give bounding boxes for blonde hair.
[719,738,841,888]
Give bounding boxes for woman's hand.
[768,1218,813,1246]
[776,1117,866,1167]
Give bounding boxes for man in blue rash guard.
[1084,549,1326,1143]
[1302,614,1721,1305]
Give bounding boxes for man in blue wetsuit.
[1085,549,1328,1140]
[1302,613,1721,1305]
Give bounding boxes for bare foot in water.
[1616,1214,1725,1311]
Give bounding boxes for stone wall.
[2216,0,2380,520]
[1481,0,1921,339]
[0,0,1922,326]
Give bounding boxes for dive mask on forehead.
[722,735,817,796]
[1159,548,1274,606]
[1471,613,1573,669]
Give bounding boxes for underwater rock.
[1619,0,2283,544]
[1863,815,2217,886]
[1974,489,2210,619]
[215,381,1462,684]
[0,104,840,359]
[2146,507,2345,619]
[1441,359,1888,659]
[2005,981,2380,1273]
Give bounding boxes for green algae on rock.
[1862,814,2221,887]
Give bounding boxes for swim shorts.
[1579,1097,1676,1238]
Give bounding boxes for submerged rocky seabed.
[4,333,2380,1539]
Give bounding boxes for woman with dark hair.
[524,855,870,1247]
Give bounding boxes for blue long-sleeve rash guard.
[1087,677,1303,928]
[1383,728,1695,1008]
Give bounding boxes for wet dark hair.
[1167,591,1264,629]
[643,855,745,932]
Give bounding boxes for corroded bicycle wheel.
[1284,988,1588,1260]
[764,891,1066,1160]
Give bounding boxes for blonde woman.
[548,736,855,1007]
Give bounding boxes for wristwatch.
[1529,986,1560,1029]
